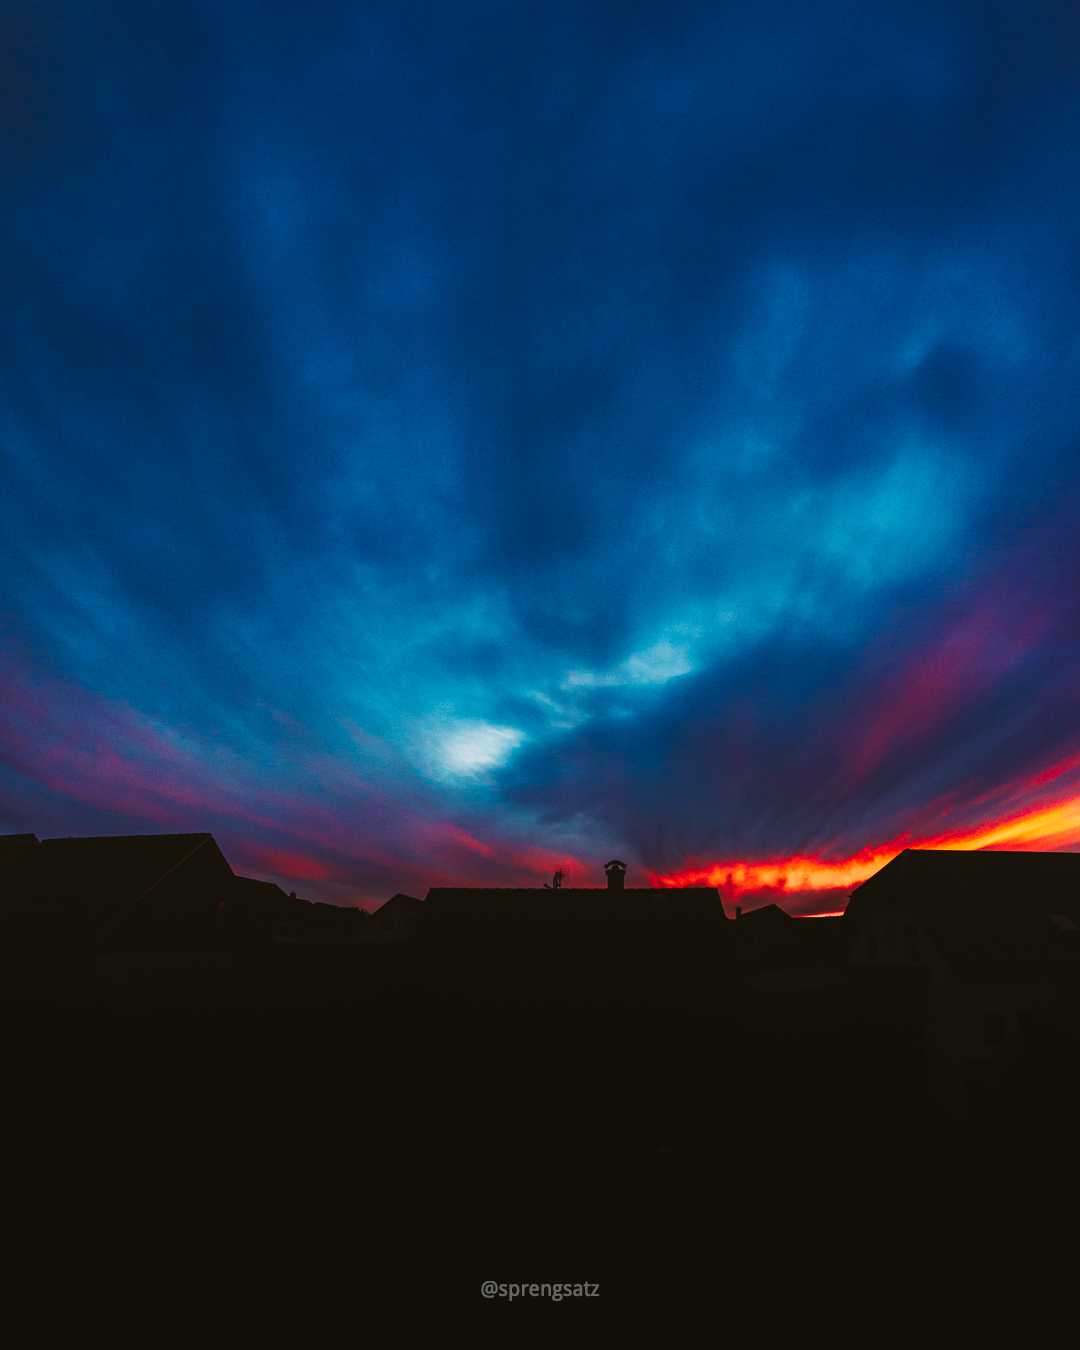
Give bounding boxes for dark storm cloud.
[3,1,1080,897]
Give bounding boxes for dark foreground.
[4,953,1078,1345]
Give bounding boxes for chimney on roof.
[735,906,742,921]
[604,860,626,890]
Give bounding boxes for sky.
[4,0,1080,913]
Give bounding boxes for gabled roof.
[735,903,794,930]
[374,892,422,913]
[846,848,1080,972]
[0,832,235,950]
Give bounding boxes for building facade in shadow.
[844,848,1080,1118]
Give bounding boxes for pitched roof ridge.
[93,834,214,942]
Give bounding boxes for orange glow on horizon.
[650,788,1080,898]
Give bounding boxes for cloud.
[420,718,527,781]
[3,2,1080,907]
[563,640,694,690]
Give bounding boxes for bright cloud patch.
[563,641,693,690]
[426,720,527,779]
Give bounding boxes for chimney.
[604,860,627,890]
[735,906,742,921]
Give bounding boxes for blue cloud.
[4,1,1080,897]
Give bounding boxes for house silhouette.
[0,832,238,955]
[418,868,730,989]
[233,876,368,946]
[355,892,422,945]
[845,848,1080,1113]
[735,902,845,991]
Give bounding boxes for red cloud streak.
[652,776,1080,910]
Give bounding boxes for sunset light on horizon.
[8,9,1080,1333]
[654,773,1080,909]
[5,2,1080,908]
